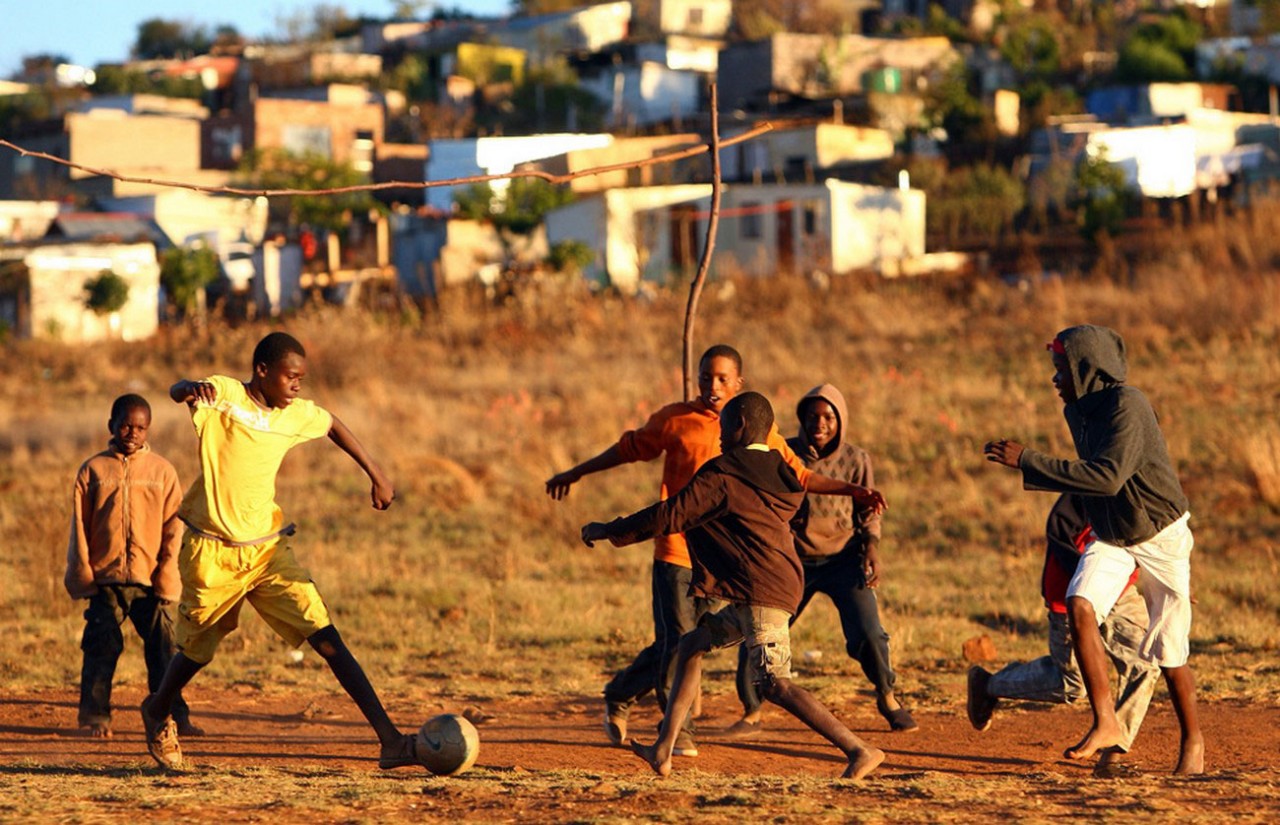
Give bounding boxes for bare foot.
[841,746,885,781]
[83,723,112,739]
[1174,735,1205,775]
[177,720,206,737]
[1065,723,1125,760]
[377,733,419,770]
[629,740,671,778]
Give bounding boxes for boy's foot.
[841,745,885,781]
[378,734,419,770]
[1173,735,1205,776]
[1064,723,1125,761]
[140,695,183,770]
[629,739,672,778]
[876,693,919,733]
[720,718,763,739]
[602,701,627,747]
[83,722,113,739]
[966,666,997,732]
[672,729,698,758]
[176,720,206,737]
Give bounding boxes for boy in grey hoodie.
[984,325,1204,775]
[727,384,916,736]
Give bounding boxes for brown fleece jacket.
[65,443,184,602]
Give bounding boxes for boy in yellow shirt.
[139,332,416,771]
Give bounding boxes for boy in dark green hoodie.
[985,324,1203,775]
[727,383,916,736]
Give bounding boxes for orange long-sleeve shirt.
[614,398,812,568]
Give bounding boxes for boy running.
[984,324,1204,775]
[66,394,199,739]
[139,332,416,771]
[729,383,916,736]
[546,345,867,756]
[582,392,886,780]
[967,493,1158,770]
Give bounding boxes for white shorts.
[1067,512,1193,668]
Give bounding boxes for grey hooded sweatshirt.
[786,383,881,560]
[1019,325,1189,546]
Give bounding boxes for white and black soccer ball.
[415,713,480,776]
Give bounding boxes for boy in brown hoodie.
[582,392,887,780]
[728,383,916,735]
[66,394,199,739]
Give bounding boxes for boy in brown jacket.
[582,392,887,780]
[66,394,198,738]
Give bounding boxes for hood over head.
[1055,325,1127,401]
[796,383,849,456]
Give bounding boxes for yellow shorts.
[176,531,331,664]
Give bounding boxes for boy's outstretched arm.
[546,445,627,500]
[805,474,887,514]
[328,415,395,510]
[170,379,216,406]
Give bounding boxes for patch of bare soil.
[1,688,1276,822]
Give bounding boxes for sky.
[2,0,515,78]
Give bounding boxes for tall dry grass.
[1,215,1278,708]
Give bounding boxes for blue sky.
[2,0,514,77]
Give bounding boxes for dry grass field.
[1,217,1278,821]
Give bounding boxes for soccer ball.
[415,713,480,776]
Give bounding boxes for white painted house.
[716,180,927,276]
[1,242,161,342]
[544,184,712,293]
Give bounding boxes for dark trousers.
[737,548,896,714]
[78,584,191,727]
[603,560,708,726]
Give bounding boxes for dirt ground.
[1,687,1277,823]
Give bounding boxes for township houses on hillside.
[5,1,1280,338]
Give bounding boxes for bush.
[82,270,130,315]
[160,246,220,315]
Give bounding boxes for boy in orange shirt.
[547,345,873,755]
[66,394,199,739]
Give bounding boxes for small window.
[803,200,822,235]
[688,8,704,28]
[741,201,761,240]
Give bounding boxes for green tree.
[1114,13,1202,83]
[134,18,213,59]
[90,66,204,98]
[83,271,130,315]
[235,149,383,232]
[1074,148,1130,238]
[455,177,574,261]
[160,246,221,316]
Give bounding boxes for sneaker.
[672,728,698,758]
[603,701,628,746]
[966,666,998,732]
[720,718,764,740]
[875,693,919,733]
[140,695,183,770]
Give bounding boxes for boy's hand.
[863,539,882,588]
[855,486,887,514]
[172,379,216,406]
[983,439,1025,468]
[581,522,609,547]
[546,469,581,501]
[370,476,395,510]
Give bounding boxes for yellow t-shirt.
[179,375,333,543]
